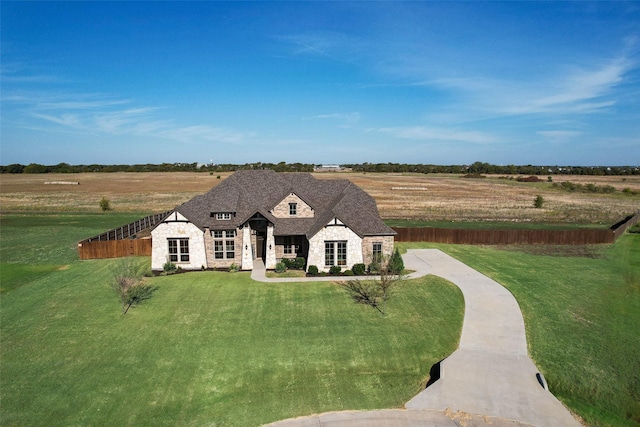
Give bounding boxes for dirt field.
[1,172,639,224]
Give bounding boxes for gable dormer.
[271,193,314,218]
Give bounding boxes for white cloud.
[303,112,361,124]
[536,130,583,142]
[373,126,498,144]
[157,125,255,144]
[5,89,254,145]
[429,55,635,117]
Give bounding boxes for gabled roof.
[173,170,395,237]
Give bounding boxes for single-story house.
[151,170,395,272]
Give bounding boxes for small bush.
[388,248,404,274]
[293,257,306,270]
[229,263,239,273]
[275,262,286,273]
[344,270,354,276]
[99,197,111,212]
[329,265,342,275]
[163,261,177,273]
[281,257,306,270]
[352,263,366,275]
[281,258,294,269]
[368,262,380,274]
[307,265,319,275]
[534,195,545,209]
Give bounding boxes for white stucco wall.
[151,212,207,271]
[307,219,363,272]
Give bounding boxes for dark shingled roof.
[174,170,395,237]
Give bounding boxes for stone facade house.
[151,170,395,272]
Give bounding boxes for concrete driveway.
[261,249,582,427]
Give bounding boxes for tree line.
[1,161,638,175]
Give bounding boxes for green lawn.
[0,213,464,427]
[3,212,638,426]
[399,236,640,427]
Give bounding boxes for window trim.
[213,229,236,260]
[168,238,189,263]
[325,240,347,267]
[372,241,383,262]
[216,212,232,220]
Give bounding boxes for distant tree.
[99,197,111,212]
[534,195,545,209]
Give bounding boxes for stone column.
[265,224,276,269]
[241,224,253,270]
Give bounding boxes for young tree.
[534,195,545,209]
[111,257,153,314]
[341,252,404,316]
[100,196,111,212]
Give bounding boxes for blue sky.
[2,1,639,166]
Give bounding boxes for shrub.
[307,265,319,275]
[534,195,545,209]
[344,270,354,276]
[275,262,286,273]
[281,258,294,269]
[388,248,404,274]
[329,265,342,275]
[163,261,177,273]
[229,263,239,273]
[293,257,306,270]
[352,263,366,275]
[368,261,380,274]
[99,197,111,212]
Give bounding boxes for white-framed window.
[289,202,297,216]
[372,242,383,262]
[283,236,295,254]
[168,238,189,262]
[213,230,235,259]
[216,212,232,220]
[325,241,347,266]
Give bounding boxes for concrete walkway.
[259,250,581,427]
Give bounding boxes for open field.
[1,172,639,224]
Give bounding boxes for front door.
[256,234,265,259]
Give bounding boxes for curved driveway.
[261,249,581,427]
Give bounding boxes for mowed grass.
[399,235,640,427]
[0,213,464,427]
[0,212,149,292]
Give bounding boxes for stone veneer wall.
[361,235,395,265]
[203,227,243,269]
[307,223,363,272]
[151,213,207,270]
[271,193,314,218]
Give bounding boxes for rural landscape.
[1,168,639,426]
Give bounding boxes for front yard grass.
[0,213,463,427]
[399,235,640,427]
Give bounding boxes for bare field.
[1,172,639,224]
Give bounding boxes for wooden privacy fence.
[78,210,639,259]
[77,211,170,260]
[392,227,615,244]
[78,239,152,260]
[392,210,640,244]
